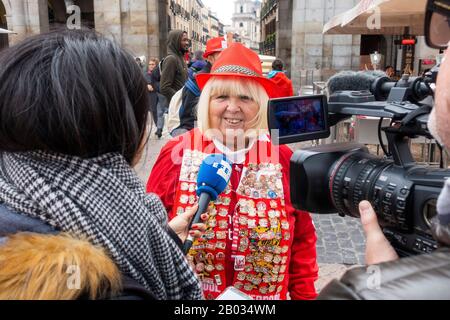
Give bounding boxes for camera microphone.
[182,154,232,254]
[327,70,393,100]
[328,70,433,103]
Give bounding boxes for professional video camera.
[267,0,450,257]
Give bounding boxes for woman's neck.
[222,136,250,151]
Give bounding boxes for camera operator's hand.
[359,201,399,265]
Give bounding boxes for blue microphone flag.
[196,154,232,200]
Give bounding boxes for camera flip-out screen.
[268,95,330,145]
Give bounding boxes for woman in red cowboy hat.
[147,43,318,300]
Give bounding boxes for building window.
[240,22,243,28]
[240,6,243,13]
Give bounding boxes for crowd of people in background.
[137,30,295,139]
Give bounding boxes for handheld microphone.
[182,154,232,254]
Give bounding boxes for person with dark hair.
[188,50,207,79]
[0,30,205,300]
[267,58,294,98]
[135,57,145,73]
[158,30,190,138]
[160,30,190,103]
[385,65,395,78]
[272,59,284,72]
[145,57,159,129]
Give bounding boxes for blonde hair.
[197,77,269,139]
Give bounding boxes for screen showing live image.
[272,97,326,138]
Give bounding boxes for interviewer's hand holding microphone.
[168,154,232,252]
[169,203,208,242]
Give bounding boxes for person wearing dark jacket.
[0,30,207,300]
[318,3,450,298]
[144,57,159,128]
[160,30,189,103]
[171,36,228,137]
[148,58,168,139]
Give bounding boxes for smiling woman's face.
[208,88,260,139]
[198,77,268,149]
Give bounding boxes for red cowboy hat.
[196,42,278,97]
[203,37,228,58]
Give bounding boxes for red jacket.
[268,71,294,98]
[147,130,318,300]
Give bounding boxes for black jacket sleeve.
[317,248,450,300]
[151,67,161,93]
[178,86,199,131]
[160,55,178,101]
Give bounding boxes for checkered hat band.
[213,65,259,77]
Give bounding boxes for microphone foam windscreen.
[196,154,233,200]
[327,70,386,95]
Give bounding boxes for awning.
[0,28,16,34]
[323,0,427,35]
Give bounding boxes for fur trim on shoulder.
[0,233,121,300]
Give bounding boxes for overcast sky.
[202,0,234,26]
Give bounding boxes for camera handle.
[384,105,433,167]
[385,129,415,167]
[328,113,352,127]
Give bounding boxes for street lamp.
[370,51,382,70]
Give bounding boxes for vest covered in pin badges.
[172,137,292,300]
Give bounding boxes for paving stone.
[338,240,354,249]
[337,232,351,239]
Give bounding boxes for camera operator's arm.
[359,201,399,264]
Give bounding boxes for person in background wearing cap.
[267,59,294,98]
[171,37,228,137]
[188,50,207,78]
[147,43,318,300]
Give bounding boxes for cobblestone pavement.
[313,215,365,266]
[134,125,366,291]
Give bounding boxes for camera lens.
[329,151,392,218]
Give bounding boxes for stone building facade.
[0,0,225,60]
[260,0,277,56]
[290,0,361,90]
[266,0,361,93]
[231,0,261,51]
[261,0,437,93]
[1,0,163,58]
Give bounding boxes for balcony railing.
[261,0,277,20]
[259,32,276,56]
[170,1,190,20]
